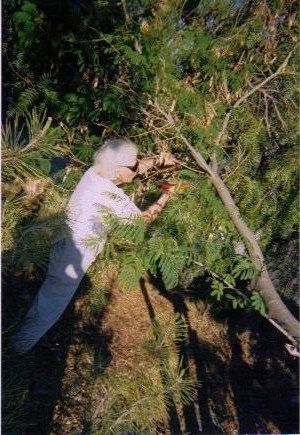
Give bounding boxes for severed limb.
[151,50,299,346]
[181,136,299,345]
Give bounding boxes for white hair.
[93,138,138,179]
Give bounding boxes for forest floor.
[3,270,299,435]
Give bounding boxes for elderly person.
[14,138,175,354]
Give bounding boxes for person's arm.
[136,151,177,176]
[141,192,172,223]
[141,183,176,223]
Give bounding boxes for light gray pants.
[14,236,99,354]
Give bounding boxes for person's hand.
[285,343,300,358]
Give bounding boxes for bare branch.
[216,50,294,146]
[271,99,287,129]
[176,133,212,175]
[265,316,298,347]
[183,140,299,343]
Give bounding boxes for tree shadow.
[226,309,299,435]
[19,276,112,435]
[140,278,182,435]
[2,216,113,435]
[143,276,225,435]
[146,274,299,435]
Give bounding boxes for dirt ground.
[18,275,299,435]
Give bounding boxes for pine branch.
[20,117,53,153]
[3,117,53,161]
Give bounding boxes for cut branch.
[148,52,299,344]
[182,137,299,344]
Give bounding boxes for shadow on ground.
[2,264,299,434]
[2,262,112,435]
[148,274,299,435]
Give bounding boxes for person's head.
[93,138,138,185]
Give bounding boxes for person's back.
[68,166,140,238]
[14,139,141,354]
[13,138,175,354]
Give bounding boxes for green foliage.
[211,279,225,302]
[118,252,145,291]
[93,374,167,434]
[250,291,267,316]
[2,109,68,181]
[2,110,69,276]
[3,1,299,433]
[144,313,188,359]
[12,1,41,48]
[232,256,259,281]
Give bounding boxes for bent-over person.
[14,138,176,354]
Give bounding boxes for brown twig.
[130,122,174,138]
[8,62,33,85]
[216,50,294,146]
[120,0,130,24]
[258,88,287,131]
[270,98,287,129]
[173,159,204,175]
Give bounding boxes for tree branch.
[216,50,294,146]
[147,52,299,342]
[181,136,299,343]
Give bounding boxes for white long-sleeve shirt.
[14,168,141,353]
[67,167,141,261]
